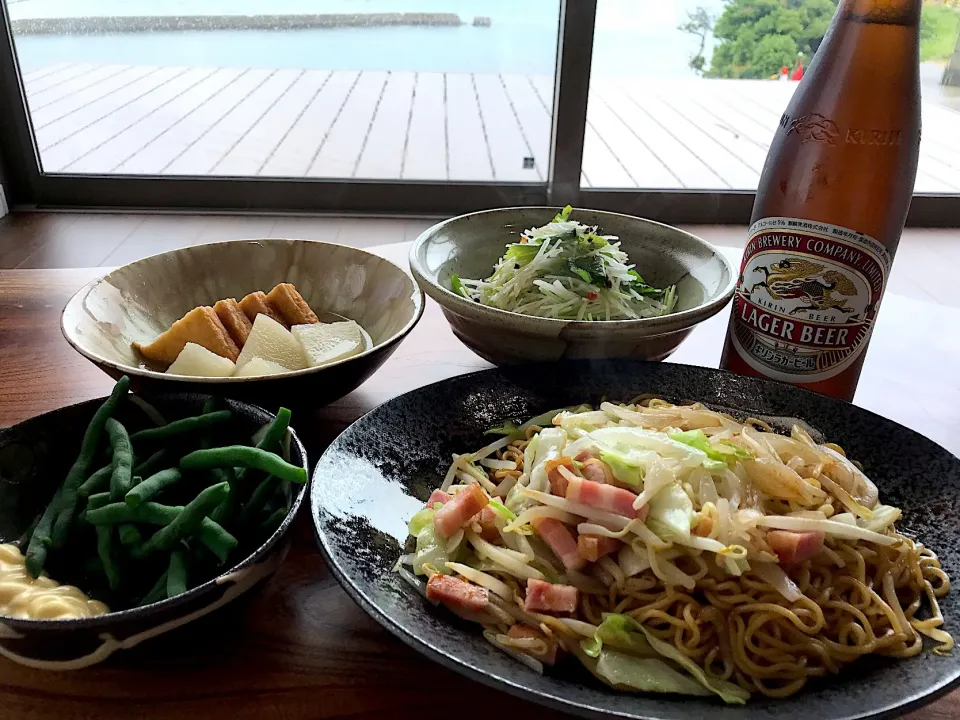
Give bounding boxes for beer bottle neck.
[839,0,921,24]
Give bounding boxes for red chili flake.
[586,292,598,301]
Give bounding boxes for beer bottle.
[720,0,921,402]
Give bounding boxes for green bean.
[106,418,134,502]
[125,469,182,508]
[139,571,168,607]
[256,407,292,455]
[77,464,112,498]
[239,475,279,529]
[95,525,120,591]
[166,551,188,598]
[129,410,232,444]
[24,488,62,579]
[132,483,231,558]
[85,492,112,511]
[209,466,242,528]
[127,395,167,427]
[84,500,236,561]
[51,376,130,546]
[181,446,306,485]
[261,507,288,535]
[199,397,221,445]
[118,523,143,547]
[233,407,293,491]
[210,408,293,527]
[132,449,169,479]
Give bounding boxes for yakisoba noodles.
[398,399,953,703]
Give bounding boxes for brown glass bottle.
[720,0,921,402]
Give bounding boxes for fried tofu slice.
[134,306,239,367]
[214,298,253,348]
[238,291,287,328]
[266,283,319,326]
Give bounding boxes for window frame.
[0,0,957,227]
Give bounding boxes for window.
[8,1,559,183]
[581,0,960,195]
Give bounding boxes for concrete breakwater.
[11,12,493,35]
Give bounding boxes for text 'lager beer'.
[720,0,921,401]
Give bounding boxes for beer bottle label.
[728,217,891,383]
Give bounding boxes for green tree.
[921,4,960,62]
[678,7,716,76]
[707,0,837,79]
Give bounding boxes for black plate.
[310,360,960,720]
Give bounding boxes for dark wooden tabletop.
[0,241,958,719]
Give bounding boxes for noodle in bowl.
[398,398,953,703]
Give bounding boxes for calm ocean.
[10,0,726,76]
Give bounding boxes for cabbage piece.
[583,615,749,704]
[860,504,902,533]
[529,427,567,492]
[593,650,711,697]
[488,498,517,522]
[599,447,645,487]
[413,524,451,575]
[408,507,436,537]
[484,420,522,438]
[669,429,753,469]
[587,427,712,470]
[582,612,658,658]
[646,483,695,541]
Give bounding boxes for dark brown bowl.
[0,393,307,669]
[61,238,424,410]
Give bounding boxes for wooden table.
[0,241,958,719]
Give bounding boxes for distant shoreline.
[11,12,493,35]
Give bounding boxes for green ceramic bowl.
[61,238,424,408]
[409,207,735,365]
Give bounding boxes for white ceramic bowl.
[62,238,424,407]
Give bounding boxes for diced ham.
[580,459,613,485]
[477,505,500,542]
[427,489,452,506]
[767,530,825,566]
[426,574,489,613]
[545,457,576,496]
[433,483,489,539]
[565,476,646,520]
[524,578,579,614]
[507,624,560,665]
[577,534,621,563]
[531,517,585,571]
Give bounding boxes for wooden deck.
[21,63,960,192]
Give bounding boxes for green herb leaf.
[571,254,606,285]
[505,243,541,267]
[552,205,574,223]
[450,273,470,299]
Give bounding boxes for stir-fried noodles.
[398,399,953,703]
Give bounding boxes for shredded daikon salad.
[451,207,677,320]
[397,399,952,702]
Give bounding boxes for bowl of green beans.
[0,376,308,669]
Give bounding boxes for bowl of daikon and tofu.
[61,239,424,407]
